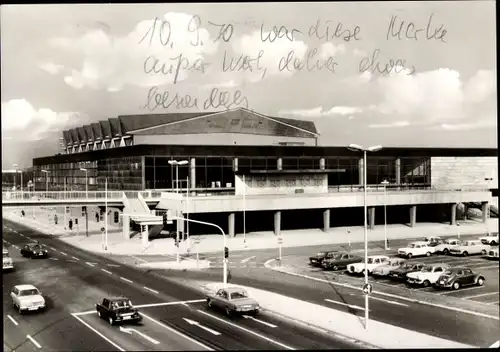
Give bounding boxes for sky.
[1,1,497,168]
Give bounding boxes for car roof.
[428,263,451,268]
[14,284,38,290]
[368,255,388,259]
[106,296,130,301]
[27,243,41,246]
[409,241,428,245]
[221,287,247,293]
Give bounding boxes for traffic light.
[163,213,168,227]
[82,206,87,216]
[75,218,78,225]
[224,246,229,259]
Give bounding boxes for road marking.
[134,299,206,309]
[197,309,295,350]
[101,269,112,274]
[130,255,148,263]
[49,257,59,261]
[183,318,221,335]
[437,286,486,295]
[324,299,366,311]
[107,263,120,267]
[208,256,217,260]
[49,246,56,251]
[120,277,133,283]
[267,260,500,321]
[71,313,125,351]
[19,234,25,237]
[472,265,500,270]
[487,301,499,305]
[369,295,409,307]
[141,312,213,351]
[490,340,500,348]
[119,326,160,344]
[465,292,499,299]
[13,230,18,233]
[241,256,256,264]
[85,262,95,267]
[67,260,77,263]
[60,251,67,256]
[26,335,41,348]
[242,315,278,328]
[7,315,18,326]
[143,286,159,294]
[71,256,79,261]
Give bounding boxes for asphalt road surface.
[2,218,360,351]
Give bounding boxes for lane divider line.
[49,246,56,251]
[71,256,79,261]
[71,314,125,351]
[120,277,133,283]
[437,286,486,295]
[60,252,67,256]
[369,295,409,307]
[197,309,295,350]
[26,335,41,348]
[86,262,95,267]
[134,299,206,309]
[7,315,18,326]
[241,256,256,264]
[324,299,367,311]
[143,286,159,294]
[465,292,499,299]
[101,269,112,274]
[49,258,59,261]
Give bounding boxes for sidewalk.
[191,280,474,349]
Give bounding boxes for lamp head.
[178,160,189,165]
[368,145,383,152]
[347,144,364,152]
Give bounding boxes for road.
[2,218,359,351]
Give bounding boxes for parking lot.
[287,247,499,306]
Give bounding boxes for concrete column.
[323,209,330,232]
[233,157,238,172]
[410,205,417,228]
[141,156,146,190]
[368,207,375,230]
[450,203,457,226]
[320,158,325,170]
[190,158,196,189]
[228,213,235,237]
[395,158,401,184]
[274,211,281,236]
[482,202,489,223]
[463,204,468,220]
[358,158,364,185]
[277,158,283,171]
[122,215,130,239]
[141,224,148,247]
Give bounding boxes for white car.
[406,263,451,287]
[10,284,46,314]
[3,248,14,271]
[434,238,462,255]
[422,236,444,247]
[372,258,407,277]
[347,255,390,275]
[449,240,490,256]
[479,233,498,245]
[487,248,499,260]
[398,241,435,258]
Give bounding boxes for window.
[435,267,443,272]
[463,269,472,275]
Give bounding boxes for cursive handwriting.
[260,23,301,42]
[203,88,249,110]
[143,54,210,85]
[278,48,338,73]
[139,17,172,47]
[208,21,235,42]
[222,50,265,73]
[386,14,447,42]
[309,19,361,42]
[359,49,416,75]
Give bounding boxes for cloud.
[1,99,82,140]
[352,48,366,57]
[49,12,219,91]
[201,80,238,90]
[342,71,372,85]
[39,62,64,75]
[464,70,496,104]
[430,119,496,131]
[368,121,410,128]
[279,106,363,118]
[319,43,346,59]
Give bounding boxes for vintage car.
[96,297,142,325]
[433,238,462,255]
[487,248,499,260]
[10,284,46,314]
[398,241,435,258]
[449,240,489,256]
[435,267,485,290]
[479,233,499,246]
[346,255,390,275]
[3,248,14,271]
[206,287,260,316]
[20,243,48,258]
[371,258,407,277]
[309,250,339,267]
[406,263,451,287]
[321,252,363,271]
[422,236,444,247]
[389,262,426,280]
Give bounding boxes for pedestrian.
[54,214,58,225]
[227,268,232,283]
[69,219,73,231]
[95,212,99,222]
[21,210,25,217]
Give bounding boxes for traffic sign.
[277,237,283,245]
[100,227,105,233]
[362,283,373,295]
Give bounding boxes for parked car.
[346,255,390,275]
[434,267,485,290]
[321,252,362,271]
[449,240,489,256]
[309,250,339,267]
[487,248,499,260]
[206,287,260,316]
[20,243,48,258]
[96,297,142,325]
[434,238,462,255]
[10,284,46,314]
[398,241,435,258]
[406,263,451,287]
[389,262,426,280]
[371,258,407,278]
[422,236,444,247]
[3,248,14,271]
[479,233,499,246]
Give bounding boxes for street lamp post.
[13,164,18,191]
[41,169,50,193]
[381,179,390,250]
[80,168,88,198]
[168,160,189,193]
[347,143,383,330]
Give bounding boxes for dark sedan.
[309,251,338,267]
[388,262,426,280]
[321,252,363,271]
[21,244,48,258]
[434,267,486,290]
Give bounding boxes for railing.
[2,191,163,201]
[327,184,491,193]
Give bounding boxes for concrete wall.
[431,157,498,189]
[234,174,328,195]
[133,133,316,146]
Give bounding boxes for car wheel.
[491,241,497,246]
[423,280,431,287]
[443,248,449,255]
[253,309,259,316]
[452,282,460,290]
[481,250,487,255]
[407,253,413,259]
[462,251,468,257]
[207,299,212,308]
[332,265,339,271]
[477,277,485,286]
[108,316,114,325]
[225,307,232,317]
[426,252,431,257]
